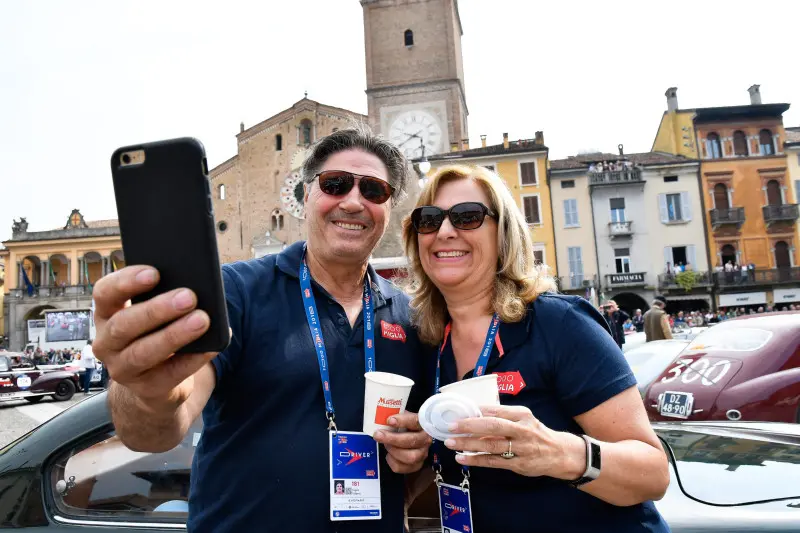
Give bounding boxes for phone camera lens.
[122,154,132,164]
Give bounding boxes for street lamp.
[416,139,431,185]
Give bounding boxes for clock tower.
[362,0,468,159]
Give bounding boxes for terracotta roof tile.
[86,219,119,229]
[550,151,697,171]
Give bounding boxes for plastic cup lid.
[418,392,482,442]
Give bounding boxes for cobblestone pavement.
[0,390,102,448]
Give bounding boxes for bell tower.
[362,0,468,159]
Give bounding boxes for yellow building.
[0,251,6,345]
[653,85,799,310]
[426,132,558,275]
[786,127,800,238]
[1,210,124,351]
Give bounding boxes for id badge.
[438,481,474,533]
[329,431,381,521]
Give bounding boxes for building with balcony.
[652,85,800,310]
[1,210,124,351]
[552,150,704,314]
[426,132,558,277]
[785,127,800,251]
[549,160,598,302]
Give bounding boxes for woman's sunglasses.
[314,170,395,205]
[410,202,498,234]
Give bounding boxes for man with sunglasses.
[92,125,433,533]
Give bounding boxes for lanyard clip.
[326,411,338,436]
[460,468,471,492]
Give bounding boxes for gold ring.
[501,439,515,459]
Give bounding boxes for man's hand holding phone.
[93,264,218,412]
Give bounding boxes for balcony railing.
[608,221,633,238]
[658,271,713,291]
[588,168,643,187]
[716,267,800,288]
[710,207,745,229]
[606,272,647,287]
[8,284,94,301]
[762,204,799,225]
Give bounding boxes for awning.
[666,294,712,302]
[718,292,767,307]
[773,288,800,304]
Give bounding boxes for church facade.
[209,0,468,264]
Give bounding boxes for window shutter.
[680,191,692,221]
[563,199,571,226]
[575,247,583,275]
[688,245,697,268]
[521,163,536,185]
[524,197,540,224]
[664,247,673,268]
[658,194,669,223]
[571,200,579,226]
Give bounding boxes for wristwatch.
[567,434,601,488]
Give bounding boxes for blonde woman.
[402,165,669,533]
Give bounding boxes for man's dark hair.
[301,122,410,206]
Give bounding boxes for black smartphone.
[110,137,230,354]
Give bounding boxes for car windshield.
[660,428,800,505]
[685,327,772,353]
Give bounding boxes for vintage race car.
[0,393,798,531]
[0,353,79,403]
[645,312,800,423]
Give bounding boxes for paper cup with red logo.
[363,371,415,436]
[439,374,500,407]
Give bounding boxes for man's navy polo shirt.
[433,294,670,533]
[188,241,429,533]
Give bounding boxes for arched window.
[218,184,226,200]
[721,244,737,265]
[276,134,283,151]
[766,180,782,206]
[714,183,730,210]
[733,130,748,156]
[404,29,414,47]
[271,209,284,231]
[759,129,774,155]
[706,132,722,159]
[300,119,313,145]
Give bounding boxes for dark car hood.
[654,422,800,506]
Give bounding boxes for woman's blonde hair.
[401,164,558,345]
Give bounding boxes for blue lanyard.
[299,251,375,425]
[432,313,500,477]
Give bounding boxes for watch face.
[388,110,442,159]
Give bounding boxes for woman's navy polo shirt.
[187,241,430,533]
[433,293,670,533]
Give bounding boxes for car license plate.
[0,392,16,398]
[659,391,694,419]
[91,373,101,382]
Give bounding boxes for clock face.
[280,171,305,219]
[388,110,443,159]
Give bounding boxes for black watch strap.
[567,435,601,488]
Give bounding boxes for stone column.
[41,260,48,286]
[70,250,79,287]
[17,261,23,288]
[78,258,84,285]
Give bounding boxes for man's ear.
[304,182,310,204]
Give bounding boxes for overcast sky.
[2,0,798,243]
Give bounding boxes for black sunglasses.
[410,202,498,234]
[314,170,395,205]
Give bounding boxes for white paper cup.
[439,374,500,407]
[363,371,415,436]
